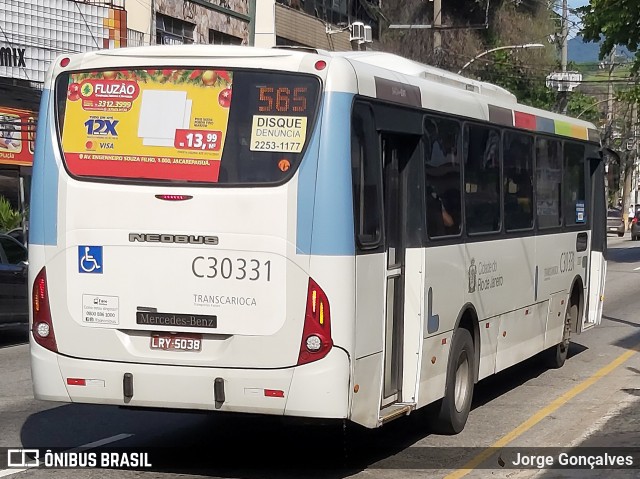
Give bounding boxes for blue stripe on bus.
[309,92,355,256]
[30,89,59,246]
[295,98,322,255]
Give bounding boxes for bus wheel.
[546,303,576,369]
[432,328,475,435]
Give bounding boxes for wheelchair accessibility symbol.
[78,246,103,274]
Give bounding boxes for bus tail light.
[32,267,58,353]
[297,278,332,366]
[633,217,638,224]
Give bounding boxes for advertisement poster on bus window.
[0,107,36,166]
[61,69,233,182]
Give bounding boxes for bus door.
[583,147,607,330]
[351,102,423,425]
[380,132,424,409]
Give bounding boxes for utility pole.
[434,0,442,53]
[561,0,568,73]
[559,0,569,114]
[606,49,615,132]
[633,102,639,208]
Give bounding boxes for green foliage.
[0,196,22,232]
[565,92,602,124]
[578,1,640,72]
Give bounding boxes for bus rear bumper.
[30,344,350,418]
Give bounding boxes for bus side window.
[564,142,587,225]
[423,116,462,238]
[503,132,534,231]
[351,103,382,249]
[464,124,501,235]
[536,138,562,228]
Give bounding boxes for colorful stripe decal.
[571,124,589,140]
[554,120,573,137]
[488,105,513,126]
[536,116,555,133]
[514,111,536,130]
[490,104,597,141]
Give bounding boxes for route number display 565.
[191,256,272,282]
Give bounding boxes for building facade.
[0,0,128,221]
[272,0,379,50]
[154,0,250,46]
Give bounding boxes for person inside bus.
[425,123,460,237]
[426,184,455,237]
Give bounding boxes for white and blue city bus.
[29,45,606,433]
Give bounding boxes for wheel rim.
[454,351,470,412]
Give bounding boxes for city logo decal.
[468,258,477,293]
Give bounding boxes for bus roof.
[325,50,599,142]
[51,45,600,142]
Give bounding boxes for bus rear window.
[56,69,320,185]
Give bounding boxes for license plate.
[150,333,202,351]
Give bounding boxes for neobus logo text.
[129,233,219,245]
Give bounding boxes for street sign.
[546,71,583,92]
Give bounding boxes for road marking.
[0,433,133,477]
[444,344,640,479]
[633,266,640,271]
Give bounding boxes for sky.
[567,0,589,39]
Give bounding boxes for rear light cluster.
[297,278,333,365]
[633,218,638,224]
[32,267,58,352]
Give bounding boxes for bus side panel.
[417,331,452,409]
[351,253,385,427]
[544,291,567,349]
[418,245,464,407]
[495,302,547,373]
[286,348,350,418]
[351,353,383,427]
[585,155,606,329]
[586,251,605,328]
[536,231,588,333]
[464,237,542,377]
[29,88,59,248]
[464,237,536,321]
[295,89,355,419]
[477,317,498,381]
[402,247,424,403]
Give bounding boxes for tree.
[578,0,640,72]
[0,196,22,232]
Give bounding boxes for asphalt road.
[1,234,639,479]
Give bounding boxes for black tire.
[545,303,577,369]
[431,328,475,435]
[618,232,625,237]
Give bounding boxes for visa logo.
[85,119,119,136]
[100,142,114,149]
